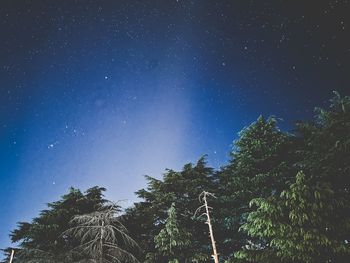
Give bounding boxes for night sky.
[0,0,349,249]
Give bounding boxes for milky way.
[0,0,349,250]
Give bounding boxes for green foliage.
[234,171,350,262]
[2,187,108,262]
[152,203,191,262]
[234,92,350,262]
[3,91,350,263]
[216,116,295,259]
[122,157,214,262]
[296,91,350,193]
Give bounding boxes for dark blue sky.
[0,0,349,250]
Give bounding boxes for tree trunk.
[196,191,219,263]
[203,194,219,263]
[9,250,14,263]
[100,221,104,263]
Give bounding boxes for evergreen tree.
[152,203,191,263]
[4,91,349,263]
[64,202,139,263]
[121,157,214,262]
[296,91,350,205]
[234,92,350,262]
[2,187,107,262]
[234,171,350,262]
[216,116,295,259]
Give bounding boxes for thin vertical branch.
[100,220,104,263]
[194,191,219,263]
[9,249,14,263]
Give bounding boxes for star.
[48,141,59,149]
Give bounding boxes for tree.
[216,116,295,260]
[152,203,191,263]
[2,187,107,262]
[121,157,214,262]
[296,91,350,207]
[4,91,349,263]
[64,202,140,263]
[194,192,219,263]
[233,92,350,262]
[234,171,350,262]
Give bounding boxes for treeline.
[2,92,350,263]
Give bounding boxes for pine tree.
[64,202,139,263]
[152,203,191,263]
[234,171,350,262]
[216,116,295,259]
[122,157,214,262]
[2,187,107,262]
[296,91,350,209]
[233,92,350,262]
